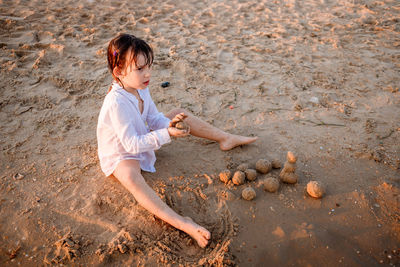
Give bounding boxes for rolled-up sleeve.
[110,101,171,154]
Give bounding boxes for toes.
[195,228,211,247]
[198,228,211,240]
[204,230,211,240]
[198,237,209,248]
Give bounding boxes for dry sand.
[1,0,399,266]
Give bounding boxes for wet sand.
[0,0,399,266]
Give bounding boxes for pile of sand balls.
[218,152,293,201]
[279,151,298,184]
[218,151,326,201]
[219,162,261,187]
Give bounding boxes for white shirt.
[97,82,171,176]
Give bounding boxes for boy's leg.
[166,108,257,150]
[112,159,211,248]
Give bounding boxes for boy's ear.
[113,67,123,78]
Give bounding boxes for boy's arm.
[110,101,170,154]
[146,96,171,130]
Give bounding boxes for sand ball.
[306,181,325,198]
[263,177,280,192]
[219,169,232,184]
[287,151,297,163]
[232,171,245,185]
[237,163,249,172]
[271,159,282,169]
[242,187,256,201]
[255,159,272,174]
[280,172,298,184]
[244,169,257,181]
[175,121,189,131]
[282,162,296,173]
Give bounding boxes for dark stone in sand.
[161,81,170,88]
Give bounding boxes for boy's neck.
[123,86,139,96]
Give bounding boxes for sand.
[0,0,399,266]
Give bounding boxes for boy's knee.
[172,107,184,113]
[119,168,144,188]
[166,108,192,120]
[113,160,141,181]
[173,108,190,116]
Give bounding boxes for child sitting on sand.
[97,33,257,248]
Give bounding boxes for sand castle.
[218,151,305,201]
[279,151,299,184]
[218,151,327,202]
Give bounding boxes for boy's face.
[117,52,151,91]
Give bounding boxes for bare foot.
[181,217,211,248]
[219,134,258,151]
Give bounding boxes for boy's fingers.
[172,113,188,123]
[171,118,181,124]
[175,114,184,121]
[177,112,188,118]
[168,127,189,137]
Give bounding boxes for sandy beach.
[1,0,399,266]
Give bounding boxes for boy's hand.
[168,112,190,137]
[169,112,188,127]
[168,126,190,137]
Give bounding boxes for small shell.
[219,169,232,184]
[242,187,256,201]
[255,159,272,174]
[263,177,280,192]
[232,171,245,185]
[13,173,24,180]
[306,181,325,198]
[244,169,257,181]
